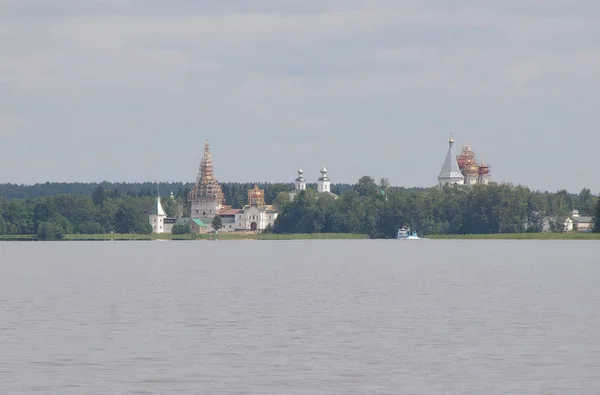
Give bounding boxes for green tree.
[0,206,6,234]
[172,224,191,234]
[274,191,291,211]
[354,176,378,197]
[212,215,223,232]
[593,198,600,233]
[37,221,65,240]
[92,186,106,206]
[114,200,151,234]
[577,188,594,214]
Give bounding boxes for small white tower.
[295,168,306,191]
[317,166,331,193]
[438,136,465,188]
[149,193,167,233]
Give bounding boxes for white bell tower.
[317,166,331,193]
[295,168,306,191]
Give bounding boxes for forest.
[0,178,598,239]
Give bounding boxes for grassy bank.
[427,232,600,240]
[0,235,37,241]
[61,232,370,241]
[4,232,598,241]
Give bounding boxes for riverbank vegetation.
[0,179,598,240]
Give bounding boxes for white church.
[288,167,338,201]
[149,140,343,234]
[149,141,279,234]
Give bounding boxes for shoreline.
[426,233,600,240]
[1,232,599,241]
[0,233,369,241]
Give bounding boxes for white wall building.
[235,205,278,231]
[438,136,465,188]
[234,185,278,231]
[564,209,593,232]
[149,195,167,233]
[317,166,331,193]
[289,168,306,201]
[189,140,225,223]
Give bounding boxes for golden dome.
[466,164,479,174]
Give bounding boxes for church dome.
[318,166,329,181]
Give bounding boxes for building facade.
[149,194,168,233]
[189,140,225,221]
[438,136,492,188]
[438,136,465,188]
[564,210,593,232]
[149,140,279,234]
[234,185,278,231]
[289,167,338,201]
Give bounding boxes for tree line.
[0,179,598,239]
[271,177,599,237]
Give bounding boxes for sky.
[1,0,599,193]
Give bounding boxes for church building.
[234,185,278,231]
[149,140,277,234]
[289,166,338,201]
[437,136,465,188]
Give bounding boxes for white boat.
[396,226,420,239]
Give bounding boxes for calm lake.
[1,239,599,394]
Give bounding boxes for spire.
[294,168,306,191]
[317,166,331,193]
[150,194,167,216]
[318,166,329,181]
[438,136,464,187]
[295,168,305,182]
[189,139,225,203]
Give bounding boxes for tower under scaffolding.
[189,140,225,203]
[455,144,491,185]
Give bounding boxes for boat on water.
[396,226,420,239]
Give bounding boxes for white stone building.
[149,195,167,233]
[288,168,306,201]
[289,166,338,201]
[438,136,465,188]
[234,185,278,231]
[149,140,279,234]
[189,141,226,222]
[564,210,593,232]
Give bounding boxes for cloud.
[0,114,25,141]
[1,0,598,104]
[0,0,599,190]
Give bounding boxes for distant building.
[148,193,168,233]
[289,166,338,201]
[189,219,208,234]
[437,136,492,188]
[288,168,306,201]
[438,136,465,188]
[564,210,593,232]
[189,140,226,222]
[148,140,279,234]
[234,185,278,231]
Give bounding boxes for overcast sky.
[1,0,599,193]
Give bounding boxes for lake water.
[1,239,599,394]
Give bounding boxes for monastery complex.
[149,136,494,234]
[149,140,336,234]
[437,136,491,188]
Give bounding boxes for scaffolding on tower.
[189,140,225,204]
[477,157,491,184]
[455,144,491,185]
